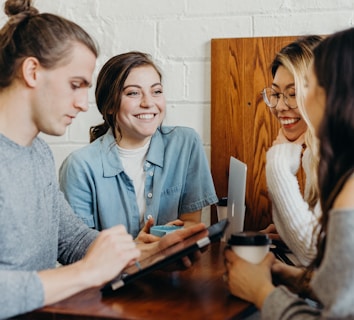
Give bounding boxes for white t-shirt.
[117,140,150,227]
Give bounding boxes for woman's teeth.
[280,118,299,125]
[136,114,154,120]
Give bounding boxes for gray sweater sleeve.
[0,136,98,319]
[56,189,99,264]
[0,270,43,320]
[262,209,354,319]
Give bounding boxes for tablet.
[101,219,229,294]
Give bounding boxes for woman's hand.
[137,222,207,269]
[166,219,184,226]
[271,259,304,286]
[135,217,161,243]
[136,218,185,243]
[259,223,280,241]
[224,248,276,309]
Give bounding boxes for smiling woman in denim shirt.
[59,51,218,243]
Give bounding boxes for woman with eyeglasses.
[261,35,323,268]
[224,26,354,319]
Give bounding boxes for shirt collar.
[101,129,124,177]
[146,128,164,168]
[101,128,165,177]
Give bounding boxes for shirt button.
[149,171,153,177]
[146,163,151,168]
[147,192,153,198]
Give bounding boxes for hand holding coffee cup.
[228,232,271,264]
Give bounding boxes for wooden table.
[17,242,256,320]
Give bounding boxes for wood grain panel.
[211,36,299,230]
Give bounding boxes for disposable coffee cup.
[216,197,228,221]
[228,232,271,264]
[216,197,228,241]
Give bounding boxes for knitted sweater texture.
[0,134,98,319]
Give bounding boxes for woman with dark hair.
[59,51,218,242]
[224,27,354,319]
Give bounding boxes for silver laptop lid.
[225,156,247,241]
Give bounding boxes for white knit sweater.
[266,143,321,266]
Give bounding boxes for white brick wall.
[1,0,353,225]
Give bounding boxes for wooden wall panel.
[210,36,298,230]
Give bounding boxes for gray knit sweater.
[0,134,98,319]
[262,209,354,319]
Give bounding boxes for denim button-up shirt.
[59,126,218,238]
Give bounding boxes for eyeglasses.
[261,87,297,109]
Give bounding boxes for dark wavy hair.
[309,27,354,269]
[90,51,162,143]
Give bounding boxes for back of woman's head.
[0,0,98,88]
[305,27,354,272]
[90,51,162,142]
[313,27,354,211]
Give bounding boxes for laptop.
[101,218,229,294]
[224,156,247,241]
[223,157,300,267]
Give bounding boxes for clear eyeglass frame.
[261,87,298,109]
